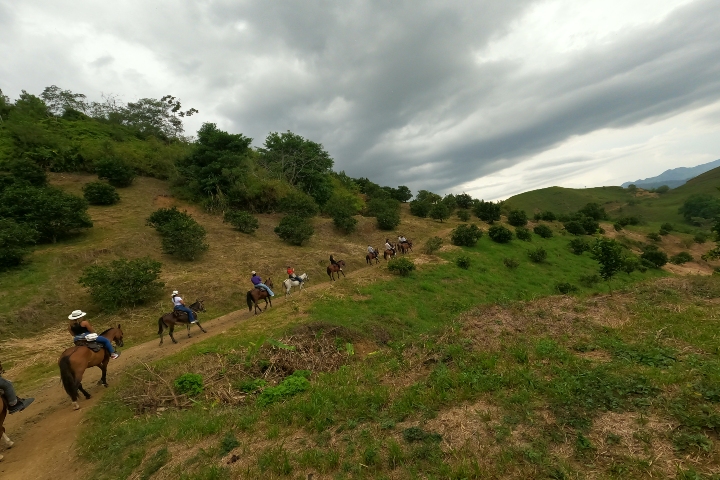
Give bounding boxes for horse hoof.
[0,454,4,461]
[72,402,80,410]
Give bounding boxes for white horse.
[282,273,309,296]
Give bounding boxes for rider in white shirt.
[172,291,196,323]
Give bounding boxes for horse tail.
[59,355,78,402]
[158,316,166,335]
[246,291,253,311]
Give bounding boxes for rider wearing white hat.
[68,310,120,359]
[171,291,197,323]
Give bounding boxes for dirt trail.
[0,265,387,480]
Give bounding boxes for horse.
[384,245,397,260]
[58,326,124,410]
[327,260,346,281]
[247,278,274,314]
[0,361,14,462]
[366,249,380,265]
[282,274,308,296]
[158,299,207,346]
[399,240,413,254]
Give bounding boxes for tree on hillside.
[455,193,473,209]
[578,203,608,221]
[259,131,334,205]
[473,200,501,224]
[41,85,88,116]
[678,194,720,221]
[589,238,624,294]
[392,185,413,202]
[176,123,252,198]
[429,202,450,222]
[415,190,441,204]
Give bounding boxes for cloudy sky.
[1,0,719,199]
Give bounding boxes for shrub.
[3,158,47,186]
[324,191,361,233]
[564,220,586,236]
[641,246,668,268]
[555,282,578,294]
[660,222,674,233]
[0,218,38,270]
[94,157,135,187]
[388,256,416,276]
[457,209,471,222]
[376,208,401,230]
[78,257,164,311]
[82,181,120,205]
[694,232,709,243]
[220,432,240,455]
[533,224,553,238]
[528,247,547,263]
[503,258,519,269]
[274,215,314,245]
[451,224,483,246]
[656,185,670,194]
[473,200,501,223]
[332,214,358,233]
[146,207,188,228]
[578,274,601,287]
[409,200,431,218]
[278,191,319,218]
[539,211,556,222]
[429,202,450,222]
[578,202,608,221]
[590,238,624,285]
[515,226,532,241]
[157,216,209,260]
[616,216,641,227]
[507,209,528,227]
[455,193,473,209]
[223,210,259,234]
[670,251,693,265]
[174,373,204,396]
[235,378,267,393]
[578,216,600,235]
[488,225,513,243]
[621,255,641,274]
[257,370,311,406]
[456,255,471,269]
[0,184,93,243]
[423,236,444,254]
[646,232,661,242]
[569,238,590,255]
[613,223,623,231]
[679,194,720,221]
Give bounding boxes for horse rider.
[68,310,120,359]
[251,271,275,296]
[171,291,197,324]
[385,239,395,255]
[367,245,377,256]
[330,255,338,266]
[398,235,407,244]
[0,362,34,414]
[287,265,303,283]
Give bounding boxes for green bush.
[423,236,444,254]
[94,157,135,187]
[223,210,259,234]
[515,226,532,241]
[503,258,519,269]
[3,158,47,186]
[457,209,471,222]
[324,191,361,233]
[569,238,590,255]
[578,202,608,221]
[174,373,204,396]
[694,232,709,244]
[220,432,240,455]
[539,211,556,221]
[456,255,471,269]
[157,216,209,260]
[473,200,501,223]
[332,214,357,233]
[660,222,674,233]
[670,251,693,265]
[429,202,450,222]
[409,200,431,218]
[555,282,578,294]
[488,225,513,243]
[0,184,93,242]
[679,194,720,221]
[564,220,586,236]
[641,246,668,268]
[578,274,601,287]
[507,209,528,227]
[451,224,483,246]
[621,255,641,274]
[278,191,319,218]
[274,215,314,245]
[235,378,268,393]
[646,232,661,242]
[257,370,311,406]
[82,181,120,205]
[578,216,600,234]
[616,216,641,227]
[78,257,164,311]
[613,223,623,231]
[528,247,547,263]
[376,208,401,230]
[455,193,473,209]
[146,207,188,228]
[533,224,553,238]
[388,256,415,276]
[0,218,38,270]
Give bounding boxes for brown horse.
[399,240,413,254]
[366,249,380,265]
[247,278,274,315]
[327,260,346,281]
[58,326,124,410]
[158,299,207,346]
[384,245,396,260]
[0,361,13,462]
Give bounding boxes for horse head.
[106,324,124,348]
[191,299,207,313]
[266,278,274,288]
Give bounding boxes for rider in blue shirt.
[251,271,274,296]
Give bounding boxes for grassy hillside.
[506,166,720,226]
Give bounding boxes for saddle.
[73,339,103,352]
[172,310,191,322]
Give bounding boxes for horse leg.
[78,382,91,399]
[196,321,207,334]
[99,358,109,387]
[187,323,191,338]
[169,324,178,344]
[340,269,346,278]
[2,432,12,448]
[159,321,164,346]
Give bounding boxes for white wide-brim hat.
[172,290,179,295]
[68,310,87,320]
[251,271,256,275]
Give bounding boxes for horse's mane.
[99,327,113,335]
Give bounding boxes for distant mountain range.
[621,158,720,190]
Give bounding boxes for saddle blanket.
[73,340,103,352]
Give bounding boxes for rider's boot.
[110,352,120,359]
[8,397,34,414]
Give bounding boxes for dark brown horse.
[366,249,380,265]
[384,245,396,260]
[58,326,124,410]
[327,260,346,280]
[247,278,274,315]
[158,300,207,346]
[399,240,413,254]
[0,361,13,461]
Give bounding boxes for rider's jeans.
[174,305,196,322]
[0,376,17,404]
[256,283,275,296]
[74,334,115,354]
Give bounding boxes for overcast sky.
[1,0,719,199]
